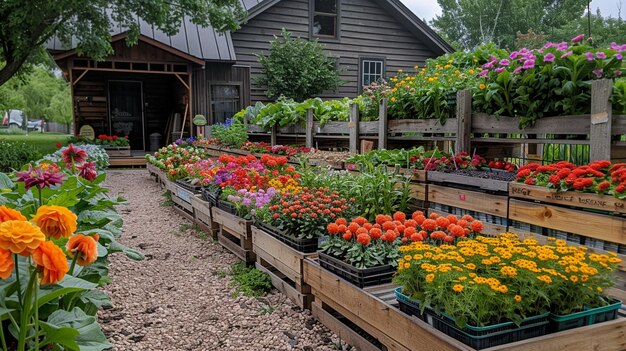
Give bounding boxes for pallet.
[104,146,131,157]
[428,184,508,218]
[251,226,316,309]
[304,258,626,351]
[190,195,218,240]
[212,206,254,263]
[427,171,510,193]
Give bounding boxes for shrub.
[228,262,273,297]
[0,140,41,172]
[0,126,27,135]
[256,28,343,101]
[210,118,248,148]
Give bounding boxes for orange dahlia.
[66,234,98,266]
[0,220,46,256]
[0,248,14,279]
[31,205,77,239]
[0,206,26,222]
[32,241,68,285]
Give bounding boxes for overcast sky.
[400,0,625,23]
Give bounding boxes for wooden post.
[456,90,472,154]
[270,125,277,146]
[378,98,388,150]
[590,79,612,161]
[349,103,360,154]
[306,108,314,149]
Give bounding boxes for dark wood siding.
[192,63,251,124]
[231,0,440,103]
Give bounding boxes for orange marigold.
[31,205,77,239]
[66,234,98,266]
[0,206,26,222]
[393,211,406,222]
[353,217,368,226]
[0,220,46,256]
[0,248,14,279]
[470,221,484,233]
[32,241,68,285]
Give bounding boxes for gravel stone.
[99,170,348,351]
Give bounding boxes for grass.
[0,132,71,155]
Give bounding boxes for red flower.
[62,144,87,166]
[55,141,62,148]
[357,233,370,246]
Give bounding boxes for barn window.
[361,58,385,87]
[210,84,241,124]
[312,0,338,38]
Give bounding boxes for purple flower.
[16,164,64,190]
[478,69,489,76]
[560,51,573,59]
[615,53,624,60]
[571,34,584,43]
[543,53,555,63]
[77,161,97,181]
[522,60,535,70]
[584,52,594,61]
[510,51,520,60]
[596,52,607,59]
[482,62,494,69]
[495,67,505,73]
[543,42,556,49]
[499,59,510,66]
[593,69,603,78]
[488,54,497,61]
[513,67,522,74]
[556,42,569,51]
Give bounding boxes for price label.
[177,189,191,203]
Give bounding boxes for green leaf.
[40,321,80,351]
[45,307,112,351]
[58,275,99,290]
[37,286,85,308]
[0,173,13,189]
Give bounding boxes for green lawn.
[0,133,72,155]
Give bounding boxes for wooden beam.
[306,109,314,149]
[590,79,613,161]
[72,69,90,86]
[188,74,193,137]
[349,103,360,154]
[72,66,190,76]
[378,98,388,150]
[456,90,471,153]
[175,73,190,91]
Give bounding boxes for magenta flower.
[560,51,573,59]
[62,144,87,167]
[478,69,489,76]
[16,164,64,190]
[510,51,520,59]
[542,42,555,49]
[77,162,97,181]
[499,59,510,66]
[556,42,569,51]
[615,54,624,60]
[584,52,594,61]
[543,53,555,63]
[571,34,584,43]
[593,69,603,78]
[495,67,505,73]
[513,67,522,74]
[482,62,494,69]
[522,60,535,70]
[596,52,607,59]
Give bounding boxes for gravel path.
[99,169,346,351]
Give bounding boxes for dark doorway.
[108,81,144,150]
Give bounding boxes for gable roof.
[47,0,452,62]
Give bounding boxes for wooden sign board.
[78,125,95,140]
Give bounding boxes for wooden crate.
[251,226,316,309]
[104,146,131,157]
[304,258,626,351]
[211,206,254,262]
[190,195,218,240]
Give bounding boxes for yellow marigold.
[32,205,77,239]
[479,83,486,90]
[413,254,423,260]
[498,285,509,293]
[500,266,517,277]
[0,220,45,256]
[0,206,26,222]
[390,97,396,102]
[32,241,68,285]
[425,273,435,283]
[537,275,552,284]
[403,262,410,269]
[452,284,464,293]
[597,287,603,293]
[0,248,14,279]
[570,275,579,283]
[404,255,412,261]
[514,295,522,302]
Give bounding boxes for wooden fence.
[245,79,626,163]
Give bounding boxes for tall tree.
[432,0,588,50]
[0,0,245,86]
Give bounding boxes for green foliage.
[551,9,626,49]
[0,126,27,135]
[227,262,272,297]
[614,79,626,115]
[0,140,41,172]
[233,102,266,123]
[0,133,70,155]
[0,0,245,86]
[256,29,344,101]
[211,119,248,148]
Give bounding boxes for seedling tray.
[318,252,394,288]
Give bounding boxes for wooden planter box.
[190,195,218,240]
[427,184,508,236]
[146,163,159,178]
[104,146,131,157]
[304,258,626,351]
[170,182,195,221]
[252,226,316,309]
[211,206,254,263]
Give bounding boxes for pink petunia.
[615,54,624,60]
[543,53,555,63]
[596,52,607,59]
[499,59,510,66]
[513,67,522,74]
[584,52,594,61]
[495,67,505,73]
[593,69,603,78]
[510,51,520,60]
[560,51,573,59]
[571,34,584,43]
[478,69,489,76]
[522,60,535,70]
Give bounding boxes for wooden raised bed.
[170,181,195,221]
[104,146,131,157]
[211,206,254,263]
[190,195,218,240]
[304,258,626,351]
[251,226,316,309]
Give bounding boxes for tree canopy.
[0,0,246,86]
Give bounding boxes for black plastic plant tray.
[201,188,221,206]
[217,200,238,216]
[175,179,202,194]
[254,220,319,253]
[318,252,395,288]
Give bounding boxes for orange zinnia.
[0,248,14,279]
[0,220,46,256]
[31,205,77,239]
[0,206,26,222]
[66,234,98,266]
[32,241,68,285]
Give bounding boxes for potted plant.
[96,134,131,157]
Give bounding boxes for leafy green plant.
[210,118,248,148]
[0,141,41,172]
[227,262,272,297]
[256,28,344,101]
[0,126,27,135]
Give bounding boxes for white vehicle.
[2,109,43,131]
